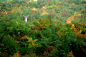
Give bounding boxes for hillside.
[0,0,86,57]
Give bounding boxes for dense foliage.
[0,0,86,57]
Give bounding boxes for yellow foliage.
[70,24,82,35]
[27,37,32,42]
[33,0,37,2]
[34,39,38,42]
[41,10,48,15]
[27,37,40,48]
[74,11,81,17]
[42,6,46,9]
[74,11,77,16]
[31,8,37,11]
[70,24,76,31]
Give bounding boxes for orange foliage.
[66,12,81,24]
[7,1,9,3]
[1,51,8,56]
[10,10,13,13]
[83,4,86,5]
[12,51,20,57]
[16,41,20,43]
[67,51,73,57]
[5,11,9,15]
[45,45,56,52]
[7,27,13,30]
[66,18,73,24]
